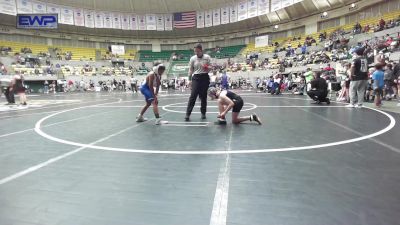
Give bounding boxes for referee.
[185,43,211,121]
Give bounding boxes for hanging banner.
[282,0,294,7]
[204,10,212,27]
[121,14,129,30]
[237,1,247,21]
[103,12,112,28]
[156,14,164,31]
[0,0,17,15]
[60,6,73,25]
[212,8,220,26]
[164,14,172,31]
[46,3,60,17]
[74,8,84,26]
[94,12,103,28]
[247,0,258,18]
[258,0,269,16]
[196,11,204,28]
[221,7,229,25]
[31,0,45,13]
[230,5,237,23]
[84,10,94,28]
[112,13,121,29]
[255,35,269,48]
[16,0,32,13]
[271,0,282,11]
[146,14,156,30]
[129,14,138,30]
[138,15,146,30]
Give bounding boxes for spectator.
[384,64,395,99]
[307,71,329,104]
[347,47,368,108]
[44,80,49,94]
[372,63,385,107]
[379,18,386,30]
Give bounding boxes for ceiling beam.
[161,0,169,13]
[129,0,135,13]
[311,0,321,11]
[195,0,202,10]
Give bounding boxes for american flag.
[173,11,196,29]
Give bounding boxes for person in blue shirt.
[220,71,229,90]
[136,63,165,125]
[372,63,385,107]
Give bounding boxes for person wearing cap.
[185,43,211,121]
[207,87,262,125]
[347,47,368,108]
[136,62,165,125]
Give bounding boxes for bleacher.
[100,49,137,61]
[139,45,245,62]
[0,40,49,55]
[166,61,189,77]
[56,46,96,61]
[206,45,246,59]
[172,50,192,62]
[139,50,172,62]
[242,10,400,56]
[242,40,280,55]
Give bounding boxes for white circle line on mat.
[33,99,396,155]
[161,102,258,114]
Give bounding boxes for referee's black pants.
[186,74,210,116]
[5,87,15,103]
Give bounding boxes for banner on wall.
[196,11,204,28]
[129,14,138,30]
[205,10,212,27]
[271,0,282,11]
[0,0,17,15]
[281,0,294,7]
[220,7,229,25]
[112,13,121,29]
[247,0,258,18]
[103,12,112,28]
[257,0,269,16]
[255,35,269,48]
[84,10,94,28]
[111,45,125,55]
[46,3,60,17]
[230,5,237,23]
[60,6,73,25]
[146,14,156,30]
[164,14,172,31]
[121,14,130,30]
[138,15,146,30]
[156,14,164,31]
[237,1,247,21]
[31,0,45,13]
[74,8,84,26]
[94,12,103,28]
[212,8,220,26]
[16,0,32,13]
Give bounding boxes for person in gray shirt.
[185,43,211,121]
